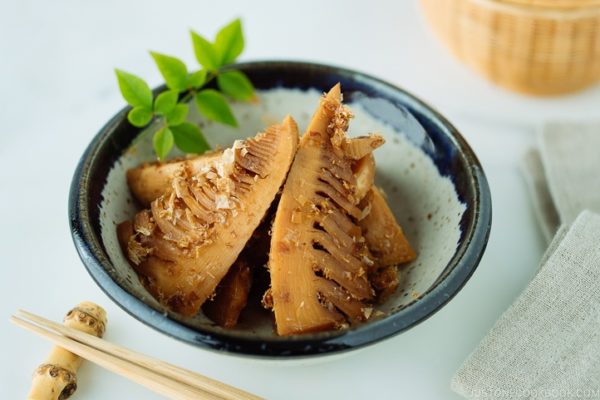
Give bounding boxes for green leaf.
[166,104,189,126]
[115,69,153,109]
[150,52,188,92]
[215,19,244,65]
[153,90,178,115]
[217,70,254,101]
[127,107,153,127]
[195,89,237,127]
[153,126,174,160]
[190,31,220,70]
[171,122,210,154]
[187,69,207,88]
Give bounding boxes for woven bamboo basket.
[420,0,600,95]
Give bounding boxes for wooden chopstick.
[11,311,262,400]
[11,315,215,399]
[15,309,259,400]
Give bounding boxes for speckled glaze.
[69,61,492,358]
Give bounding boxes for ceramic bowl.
[69,61,492,358]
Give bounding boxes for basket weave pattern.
[420,0,600,95]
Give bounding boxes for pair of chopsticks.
[11,310,262,400]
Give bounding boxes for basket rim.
[500,0,600,8]
[472,0,600,17]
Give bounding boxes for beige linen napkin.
[451,123,600,399]
[522,123,600,242]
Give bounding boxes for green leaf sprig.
[115,19,255,160]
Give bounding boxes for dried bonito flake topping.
[127,150,223,207]
[269,84,379,335]
[118,84,417,334]
[118,116,299,316]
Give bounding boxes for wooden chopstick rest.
[27,302,107,400]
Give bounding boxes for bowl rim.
[69,60,492,358]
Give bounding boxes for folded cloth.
[522,122,600,242]
[451,210,600,400]
[451,122,600,399]
[521,149,560,243]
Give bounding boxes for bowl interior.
[70,61,490,357]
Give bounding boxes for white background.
[2,1,600,399]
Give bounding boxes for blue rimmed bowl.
[69,61,491,358]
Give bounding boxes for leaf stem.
[128,70,216,151]
[125,66,246,160]
[117,19,251,159]
[183,70,218,102]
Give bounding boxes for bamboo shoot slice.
[353,154,376,203]
[359,186,416,267]
[202,259,252,328]
[127,150,223,207]
[269,85,375,335]
[119,116,299,316]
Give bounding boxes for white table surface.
[3,1,600,399]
